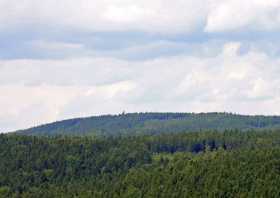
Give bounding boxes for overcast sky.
[1,0,280,132]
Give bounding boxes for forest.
[1,129,280,197]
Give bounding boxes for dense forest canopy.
[13,112,280,136]
[1,129,280,197]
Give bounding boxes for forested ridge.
[1,130,280,197]
[14,112,280,136]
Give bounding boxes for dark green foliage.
[121,148,280,198]
[2,130,280,197]
[14,112,280,136]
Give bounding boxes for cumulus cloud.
[0,0,207,34]
[1,0,280,34]
[205,0,280,32]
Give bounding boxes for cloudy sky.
[1,0,280,132]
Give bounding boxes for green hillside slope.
[15,112,280,136]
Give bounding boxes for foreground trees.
[1,130,280,197]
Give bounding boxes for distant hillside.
[15,112,280,136]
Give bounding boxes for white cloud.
[0,85,80,131]
[0,57,133,86]
[0,81,136,132]
[1,0,280,34]
[205,0,280,32]
[0,0,207,34]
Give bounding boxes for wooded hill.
[14,112,280,136]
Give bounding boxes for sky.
[1,0,280,132]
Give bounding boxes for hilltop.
[15,112,280,136]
